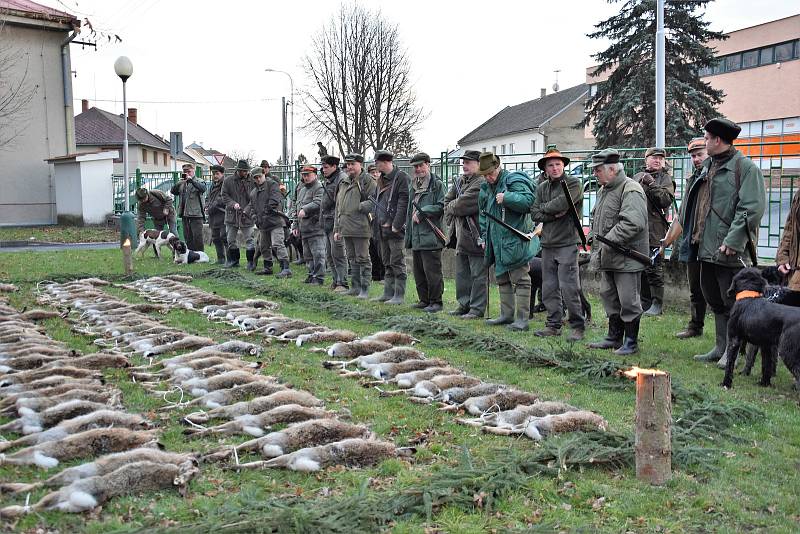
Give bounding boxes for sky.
[41,0,799,162]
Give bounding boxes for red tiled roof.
[0,0,78,23]
[75,107,170,150]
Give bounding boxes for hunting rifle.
[592,234,653,266]
[559,180,587,251]
[743,213,759,267]
[411,200,447,243]
[480,209,532,242]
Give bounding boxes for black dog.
[721,268,800,390]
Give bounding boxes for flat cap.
[367,164,378,173]
[250,166,265,177]
[344,153,364,163]
[374,150,394,162]
[181,163,194,170]
[644,147,666,158]
[300,165,317,175]
[687,137,706,152]
[409,152,431,165]
[589,148,621,168]
[321,155,340,166]
[704,117,741,144]
[477,152,501,175]
[210,164,225,173]
[460,150,481,162]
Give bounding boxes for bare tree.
[0,21,38,150]
[227,150,254,167]
[301,3,425,156]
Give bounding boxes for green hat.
[460,150,481,162]
[409,152,431,165]
[250,167,265,177]
[644,147,666,158]
[135,187,148,201]
[260,159,270,167]
[321,155,340,166]
[210,164,225,173]
[477,152,501,175]
[374,150,394,162]
[704,117,741,144]
[344,153,364,163]
[234,159,250,171]
[589,149,621,168]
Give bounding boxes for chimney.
[81,99,89,113]
[540,88,546,98]
[128,108,137,125]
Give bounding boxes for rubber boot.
[245,249,256,271]
[614,317,640,355]
[486,284,515,326]
[346,267,361,296]
[588,314,624,349]
[224,248,240,268]
[213,240,226,265]
[507,285,531,332]
[275,259,292,279]
[386,277,406,305]
[695,314,727,362]
[357,266,371,299]
[643,286,664,316]
[372,274,394,302]
[258,259,273,276]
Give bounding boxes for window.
[760,46,774,65]
[589,84,598,96]
[775,42,794,62]
[711,59,724,75]
[482,147,486,153]
[142,148,148,164]
[501,144,506,154]
[509,143,515,155]
[725,54,741,72]
[162,153,167,166]
[530,140,536,153]
[742,49,759,68]
[492,145,497,154]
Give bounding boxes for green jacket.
[170,177,207,219]
[405,173,446,250]
[680,149,765,267]
[293,178,324,238]
[589,169,649,273]
[333,170,376,238]
[444,172,485,256]
[530,174,583,248]
[479,169,538,276]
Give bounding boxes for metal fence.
[113,139,800,259]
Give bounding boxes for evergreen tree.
[580,0,726,148]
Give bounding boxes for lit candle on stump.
[623,366,672,485]
[119,212,137,276]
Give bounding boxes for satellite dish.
[552,82,560,92]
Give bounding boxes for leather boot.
[695,314,727,362]
[245,249,256,271]
[275,259,292,278]
[643,286,663,316]
[507,285,531,331]
[588,314,624,349]
[224,248,240,268]
[357,266,370,299]
[614,317,640,355]
[258,259,273,276]
[213,239,226,265]
[386,277,406,305]
[372,274,394,302]
[486,284,515,326]
[346,268,361,296]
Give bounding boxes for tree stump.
[122,239,134,276]
[633,370,671,485]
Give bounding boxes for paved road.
[0,242,117,253]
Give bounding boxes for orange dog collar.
[736,290,762,300]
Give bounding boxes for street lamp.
[265,68,294,164]
[114,56,133,211]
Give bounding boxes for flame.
[122,238,131,247]
[622,366,667,379]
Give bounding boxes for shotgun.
[411,200,447,243]
[559,180,587,251]
[481,209,532,242]
[592,234,653,266]
[743,214,759,267]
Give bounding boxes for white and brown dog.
[172,240,210,264]
[135,230,178,259]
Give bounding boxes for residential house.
[185,142,237,171]
[0,0,79,226]
[457,83,593,167]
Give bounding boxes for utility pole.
[655,0,666,148]
[281,97,288,166]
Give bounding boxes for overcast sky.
[44,0,798,162]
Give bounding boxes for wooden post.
[634,370,671,485]
[122,238,133,276]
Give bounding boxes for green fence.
[113,140,800,259]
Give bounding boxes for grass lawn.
[0,225,118,244]
[0,248,798,533]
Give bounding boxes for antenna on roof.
[552,69,560,93]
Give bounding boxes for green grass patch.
[0,225,118,244]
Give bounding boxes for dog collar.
[735,290,762,300]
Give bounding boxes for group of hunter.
[133,115,771,358]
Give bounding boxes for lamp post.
[114,56,133,211]
[655,0,665,148]
[265,68,294,164]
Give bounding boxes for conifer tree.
[580,0,726,147]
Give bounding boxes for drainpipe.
[61,25,80,154]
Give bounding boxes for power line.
[74,97,282,105]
